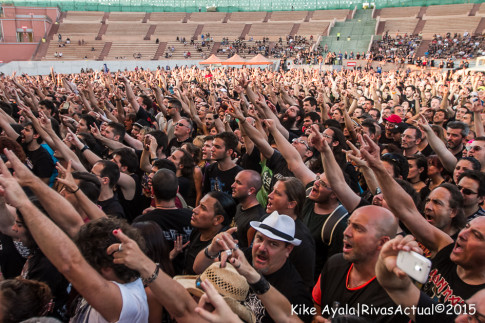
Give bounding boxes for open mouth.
[424,213,434,224]
[453,241,464,254]
[343,240,353,253]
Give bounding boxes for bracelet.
[80,145,90,153]
[204,246,220,260]
[249,275,270,295]
[67,186,80,194]
[142,263,160,286]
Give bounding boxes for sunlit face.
[191,195,220,230]
[423,187,455,233]
[251,232,293,275]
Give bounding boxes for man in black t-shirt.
[231,170,265,248]
[312,205,408,323]
[203,132,243,195]
[364,137,485,307]
[20,123,55,183]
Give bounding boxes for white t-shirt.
[70,278,148,323]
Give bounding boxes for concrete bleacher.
[297,22,330,36]
[43,41,105,60]
[188,12,227,22]
[382,19,418,35]
[63,11,104,22]
[152,24,198,41]
[107,12,145,22]
[103,23,151,41]
[247,23,293,40]
[421,16,482,39]
[105,41,160,60]
[269,11,307,22]
[424,3,473,17]
[379,6,420,19]
[163,40,211,59]
[229,11,266,22]
[476,4,485,16]
[149,12,186,22]
[57,23,101,41]
[200,23,246,40]
[311,9,348,21]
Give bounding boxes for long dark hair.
[132,221,174,277]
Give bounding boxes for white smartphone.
[396,250,432,284]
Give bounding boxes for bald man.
[312,206,408,323]
[231,170,265,248]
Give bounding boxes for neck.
[200,225,222,241]
[431,174,444,185]
[417,139,428,150]
[176,134,189,142]
[217,158,235,171]
[348,259,377,288]
[314,199,340,214]
[27,141,40,151]
[98,187,114,201]
[155,199,177,209]
[403,146,418,156]
[457,264,485,285]
[240,196,260,210]
[449,144,463,156]
[463,204,480,218]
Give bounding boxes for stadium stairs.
[320,9,376,55]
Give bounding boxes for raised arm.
[266,119,315,186]
[0,151,124,322]
[415,114,457,173]
[311,125,361,212]
[360,134,453,254]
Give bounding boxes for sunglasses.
[175,122,190,128]
[457,185,478,196]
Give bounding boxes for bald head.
[356,205,398,239]
[241,170,262,192]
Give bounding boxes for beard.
[280,115,297,130]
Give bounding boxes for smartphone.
[396,250,432,284]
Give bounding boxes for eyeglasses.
[467,146,483,152]
[175,122,190,128]
[322,133,333,140]
[457,185,478,195]
[292,138,310,150]
[315,174,332,190]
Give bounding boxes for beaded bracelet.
[143,263,160,286]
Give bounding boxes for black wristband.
[80,145,90,153]
[249,275,270,295]
[142,263,160,286]
[204,246,220,260]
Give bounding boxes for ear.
[120,165,128,173]
[114,135,120,142]
[449,207,458,220]
[287,200,297,211]
[213,214,224,226]
[285,244,294,257]
[304,149,313,159]
[377,236,391,251]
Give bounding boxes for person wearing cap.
[380,114,402,145]
[194,211,313,323]
[311,205,409,323]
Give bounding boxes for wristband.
[67,186,80,194]
[204,246,220,260]
[80,145,90,153]
[249,275,270,295]
[143,263,160,286]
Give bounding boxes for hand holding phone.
[396,250,431,284]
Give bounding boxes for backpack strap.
[321,205,348,246]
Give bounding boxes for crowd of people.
[0,63,484,323]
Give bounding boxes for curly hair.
[74,218,146,283]
[0,278,52,323]
[0,136,26,163]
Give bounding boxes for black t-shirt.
[167,136,193,153]
[422,243,485,305]
[183,228,226,275]
[259,213,316,291]
[415,291,456,323]
[238,146,262,174]
[233,204,265,248]
[117,173,149,222]
[0,233,26,278]
[266,150,293,192]
[243,248,313,323]
[202,162,243,195]
[22,248,70,320]
[318,254,409,323]
[133,208,193,247]
[302,197,348,280]
[98,195,126,219]
[25,145,55,180]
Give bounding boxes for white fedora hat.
[250,211,301,246]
